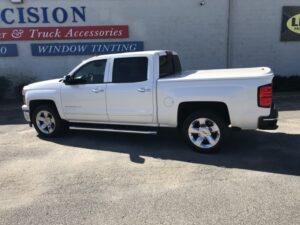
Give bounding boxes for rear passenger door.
[106,56,154,124]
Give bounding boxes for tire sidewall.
[32,105,64,138]
[182,111,228,153]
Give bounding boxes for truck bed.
[156,66,274,129]
[159,67,273,81]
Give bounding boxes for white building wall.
[229,0,300,76]
[0,0,229,81]
[0,0,299,83]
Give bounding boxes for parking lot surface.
[0,94,299,225]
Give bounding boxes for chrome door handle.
[137,88,151,92]
[137,88,146,92]
[92,88,104,93]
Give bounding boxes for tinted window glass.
[73,60,106,84]
[159,55,182,78]
[113,57,148,83]
[173,55,182,74]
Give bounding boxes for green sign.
[281,6,300,41]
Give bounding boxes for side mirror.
[63,75,72,85]
[63,75,87,85]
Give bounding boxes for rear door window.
[112,57,148,83]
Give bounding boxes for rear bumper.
[22,105,31,123]
[258,104,278,130]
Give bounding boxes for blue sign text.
[0,44,18,57]
[0,6,86,24]
[31,42,144,56]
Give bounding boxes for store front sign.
[0,26,128,41]
[1,3,143,57]
[0,6,86,25]
[281,6,300,41]
[31,42,144,56]
[0,44,18,57]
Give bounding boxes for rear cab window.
[159,53,182,78]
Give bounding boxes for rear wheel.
[32,105,65,138]
[182,111,229,153]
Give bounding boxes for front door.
[61,59,108,122]
[106,56,154,124]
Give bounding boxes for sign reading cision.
[0,6,86,24]
[1,4,144,56]
[31,42,144,56]
[0,26,129,41]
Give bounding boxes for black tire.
[182,111,229,153]
[32,104,66,138]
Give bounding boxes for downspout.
[226,0,232,68]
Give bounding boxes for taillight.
[258,84,273,108]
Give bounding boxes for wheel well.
[177,102,231,129]
[29,100,58,121]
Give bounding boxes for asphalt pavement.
[0,94,299,225]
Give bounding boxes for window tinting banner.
[281,6,300,41]
[31,42,144,56]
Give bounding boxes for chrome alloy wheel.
[36,110,56,134]
[188,118,221,149]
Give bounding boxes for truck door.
[106,56,154,124]
[60,59,108,122]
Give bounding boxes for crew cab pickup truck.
[22,50,278,153]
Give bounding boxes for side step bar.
[69,126,158,135]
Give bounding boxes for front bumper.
[22,105,31,123]
[258,104,278,130]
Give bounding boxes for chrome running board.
[69,126,158,135]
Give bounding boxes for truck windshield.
[159,54,182,78]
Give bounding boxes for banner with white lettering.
[0,44,18,57]
[31,42,144,56]
[0,26,129,41]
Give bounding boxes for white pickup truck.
[22,50,278,153]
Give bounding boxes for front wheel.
[182,111,229,153]
[32,105,65,138]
